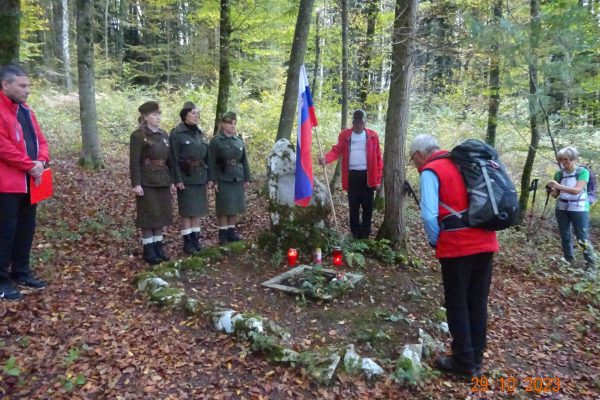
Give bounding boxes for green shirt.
[208,132,252,183]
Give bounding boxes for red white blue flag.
[294,65,318,207]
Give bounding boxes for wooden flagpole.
[313,126,340,233]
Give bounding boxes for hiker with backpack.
[546,146,596,268]
[409,134,500,380]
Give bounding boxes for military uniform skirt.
[135,186,173,228]
[177,184,208,217]
[215,181,246,215]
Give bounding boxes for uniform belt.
[225,159,238,166]
[559,198,584,203]
[188,160,204,167]
[145,159,166,166]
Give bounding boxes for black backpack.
[436,139,519,231]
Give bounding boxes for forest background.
[5,0,599,233]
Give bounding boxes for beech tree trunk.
[214,0,231,133]
[76,0,103,169]
[0,0,20,65]
[60,0,73,91]
[518,0,541,224]
[485,0,502,147]
[275,0,316,141]
[377,0,417,251]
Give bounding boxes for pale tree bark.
[60,0,73,91]
[517,0,540,224]
[329,0,349,191]
[358,0,379,109]
[76,0,103,169]
[485,0,501,147]
[104,0,110,71]
[377,0,417,252]
[214,0,232,134]
[312,10,321,92]
[275,0,316,141]
[0,0,20,65]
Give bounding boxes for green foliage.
[3,356,20,377]
[196,247,222,262]
[62,373,86,392]
[288,267,355,300]
[63,348,80,366]
[17,336,30,349]
[391,356,419,385]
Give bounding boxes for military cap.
[138,101,160,115]
[220,111,237,122]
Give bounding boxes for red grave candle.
[287,248,298,267]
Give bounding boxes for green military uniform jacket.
[129,127,174,187]
[208,132,252,183]
[169,122,211,185]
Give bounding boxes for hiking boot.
[435,356,476,380]
[13,275,46,289]
[142,243,161,265]
[218,229,229,245]
[191,231,202,251]
[0,281,22,300]
[182,234,197,255]
[227,227,242,242]
[154,241,170,262]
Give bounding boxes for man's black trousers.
[440,252,494,371]
[347,170,374,239]
[0,193,37,283]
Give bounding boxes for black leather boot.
[191,231,202,251]
[227,227,242,242]
[182,234,197,255]
[154,241,170,261]
[218,229,229,245]
[143,243,161,265]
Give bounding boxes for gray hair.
[0,64,27,83]
[410,134,439,157]
[557,146,579,161]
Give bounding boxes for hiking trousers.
[348,170,375,239]
[440,252,494,371]
[0,193,37,283]
[555,209,596,265]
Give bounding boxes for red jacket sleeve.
[0,122,36,172]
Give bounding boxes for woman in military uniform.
[170,102,212,254]
[129,101,174,265]
[209,111,251,244]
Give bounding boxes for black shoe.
[0,281,22,300]
[191,231,202,251]
[13,275,46,289]
[182,234,197,255]
[218,229,229,245]
[143,243,161,265]
[154,241,170,261]
[227,227,242,242]
[435,356,475,380]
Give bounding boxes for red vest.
[420,150,499,259]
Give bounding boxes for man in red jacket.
[0,65,50,300]
[318,110,383,239]
[410,134,499,379]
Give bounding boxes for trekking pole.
[527,179,539,237]
[403,180,420,210]
[541,185,552,220]
[314,126,340,234]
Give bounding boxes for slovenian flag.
[294,65,318,207]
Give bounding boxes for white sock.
[142,237,154,245]
[227,225,235,229]
[219,226,228,231]
[181,229,192,236]
[154,235,164,243]
[191,227,201,233]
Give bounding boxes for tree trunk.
[275,0,316,141]
[330,0,349,192]
[377,0,417,252]
[116,0,127,68]
[60,0,73,91]
[104,0,110,72]
[517,0,540,224]
[358,0,379,109]
[312,10,321,92]
[485,0,502,147]
[76,0,103,169]
[0,0,20,65]
[214,0,232,134]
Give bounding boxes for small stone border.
[133,244,449,385]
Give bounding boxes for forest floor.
[1,153,599,399]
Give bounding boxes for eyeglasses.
[409,151,418,162]
[558,158,570,162]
